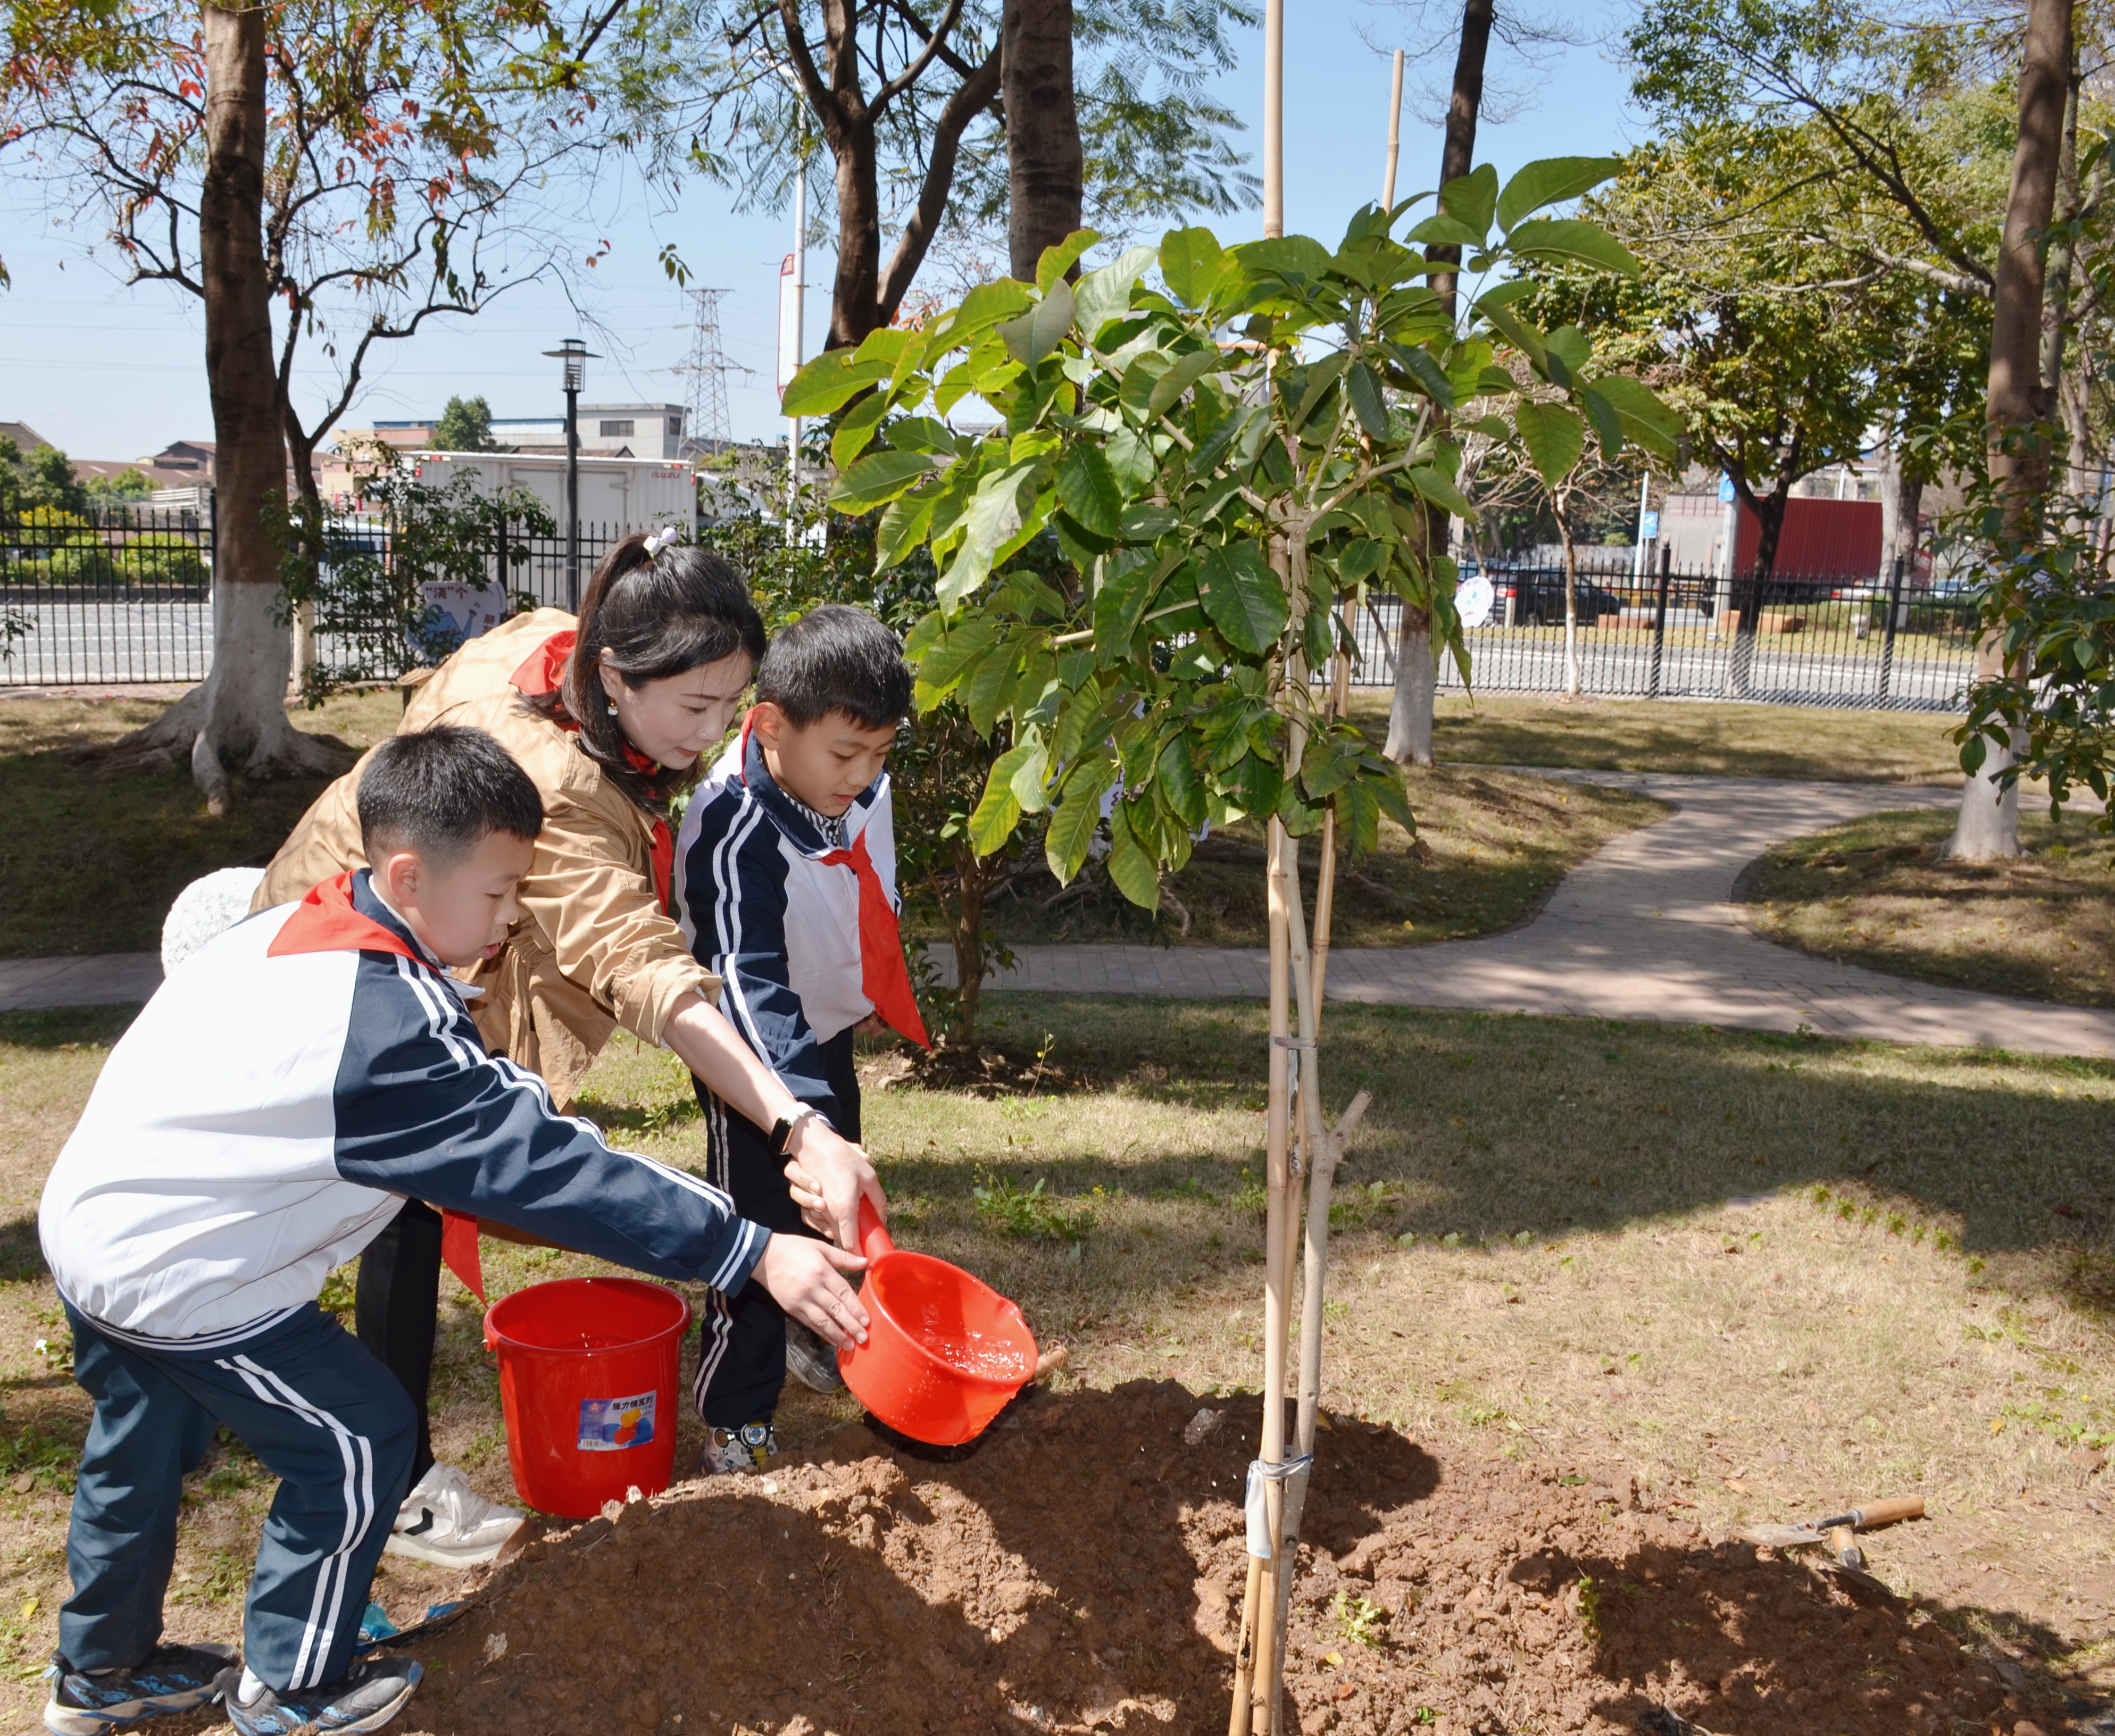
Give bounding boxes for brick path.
[8,773,2112,1057]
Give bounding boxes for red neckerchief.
[267,871,423,963]
[739,711,930,1050]
[267,875,491,1301]
[510,628,674,912]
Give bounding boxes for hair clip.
[642,525,680,558]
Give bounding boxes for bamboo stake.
[1229,803,1296,1734]
[1309,652,1351,1012]
[1381,49,1405,209]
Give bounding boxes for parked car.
[1489,570,1628,627]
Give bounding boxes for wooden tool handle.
[1848,1496,1924,1531]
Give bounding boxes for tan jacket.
[253,609,719,1109]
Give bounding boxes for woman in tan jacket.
[254,533,884,1560]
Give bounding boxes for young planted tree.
[785,165,1671,1731]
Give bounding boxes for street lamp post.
[543,338,597,610]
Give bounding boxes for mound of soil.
[402,1385,2025,1736]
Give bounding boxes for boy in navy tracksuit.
[37,726,867,1736]
[675,605,927,1470]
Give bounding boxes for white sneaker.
[385,1463,524,1566]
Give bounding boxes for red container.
[838,1201,1037,1447]
[483,1276,690,1518]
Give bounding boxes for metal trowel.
[1743,1495,1925,1567]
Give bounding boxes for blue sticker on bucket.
[577,1391,656,1451]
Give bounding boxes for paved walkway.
[9,773,2113,1057]
[944,771,2115,1059]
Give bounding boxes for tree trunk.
[948,842,987,1044]
[829,119,885,348]
[1382,603,1436,764]
[1386,0,1491,769]
[1949,0,2069,863]
[1725,474,1790,698]
[1003,0,1083,282]
[106,1,350,805]
[1878,442,1922,581]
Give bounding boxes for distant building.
[336,404,689,462]
[1,420,52,453]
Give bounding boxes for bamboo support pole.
[1382,50,1405,209]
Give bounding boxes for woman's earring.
[606,698,619,716]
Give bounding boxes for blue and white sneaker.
[215,1656,422,1735]
[43,1642,237,1734]
[700,1421,777,1474]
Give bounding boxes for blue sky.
[2,0,1645,463]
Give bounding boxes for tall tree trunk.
[829,121,884,349]
[1949,0,2070,863]
[106,0,350,805]
[1878,440,1922,583]
[1387,0,1492,769]
[1003,0,1083,282]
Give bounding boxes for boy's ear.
[377,848,424,909]
[749,700,787,744]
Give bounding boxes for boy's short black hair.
[754,604,912,730]
[357,725,544,869]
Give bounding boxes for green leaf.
[1008,739,1052,812]
[1587,374,1683,456]
[1045,759,1117,884]
[1401,214,1487,250]
[782,351,893,418]
[932,279,1034,349]
[996,279,1078,365]
[1495,156,1621,233]
[1197,542,1290,656]
[1513,399,1587,488]
[1037,229,1100,290]
[1345,362,1390,439]
[1108,423,1158,494]
[1146,347,1222,420]
[1387,343,1455,410]
[830,391,892,472]
[1578,385,1625,457]
[1233,235,1334,282]
[968,773,1023,859]
[1438,163,1499,243]
[876,489,938,570]
[1222,750,1283,817]
[914,617,997,704]
[1075,245,1157,341]
[1406,466,1477,520]
[1055,445,1123,537]
[1155,735,1207,827]
[830,449,937,513]
[961,638,1018,735]
[1159,227,1226,306]
[1105,803,1161,909]
[1093,548,1160,652]
[1504,218,1641,277]
[937,462,1034,610]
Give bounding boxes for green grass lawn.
[1346,691,1976,786]
[3,995,2112,1716]
[1743,806,2115,1008]
[0,690,399,957]
[972,766,1664,948]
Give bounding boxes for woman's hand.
[754,1234,869,1347]
[781,1118,887,1253]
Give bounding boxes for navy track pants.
[60,1299,416,1694]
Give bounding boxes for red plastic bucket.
[838,1201,1037,1446]
[483,1277,690,1519]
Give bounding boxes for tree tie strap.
[1243,1453,1314,1558]
[1270,1035,1317,1050]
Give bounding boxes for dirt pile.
[402,1384,2027,1735]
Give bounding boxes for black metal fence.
[2,507,217,686]
[4,512,1980,714]
[1345,558,1980,712]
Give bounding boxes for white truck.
[402,450,696,534]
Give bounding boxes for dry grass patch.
[3,997,2114,1718]
[1743,806,2115,1008]
[0,689,399,958]
[1344,691,1973,786]
[976,766,1663,947]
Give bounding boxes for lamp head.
[543,337,597,394]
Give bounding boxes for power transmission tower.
[677,288,746,454]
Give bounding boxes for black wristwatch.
[769,1106,831,1157]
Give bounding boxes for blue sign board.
[1718,475,1736,503]
[1638,511,1660,539]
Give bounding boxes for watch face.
[738,1422,772,1449]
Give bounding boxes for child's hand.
[755,1234,870,1347]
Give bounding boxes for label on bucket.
[577,1391,656,1451]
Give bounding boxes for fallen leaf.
[1990,1417,2006,1436]
[20,1596,37,1620]
[10,1473,32,1495]
[1323,1651,1343,1667]
[1723,1478,1750,1493]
